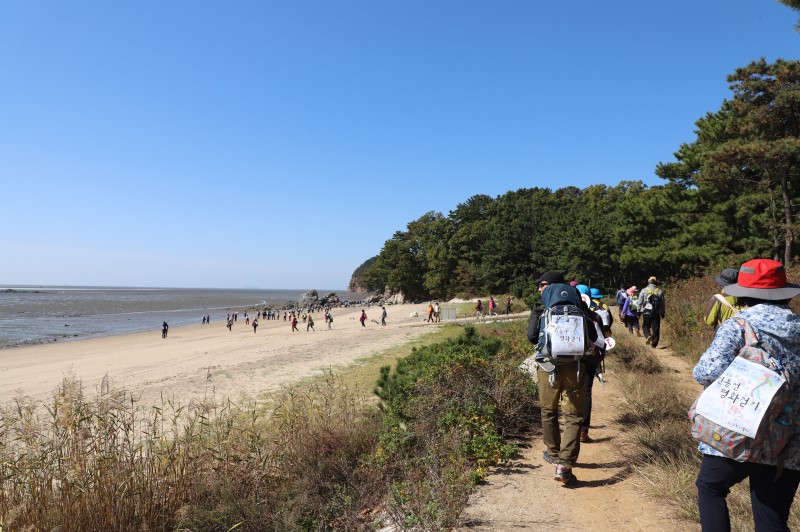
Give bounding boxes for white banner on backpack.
[547,315,585,357]
[694,357,785,438]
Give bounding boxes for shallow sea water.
[0,286,352,348]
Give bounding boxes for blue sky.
[1,1,798,290]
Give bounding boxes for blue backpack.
[536,284,592,364]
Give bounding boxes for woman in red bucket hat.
[693,259,800,530]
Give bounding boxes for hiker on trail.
[590,287,613,337]
[488,296,497,316]
[359,310,367,327]
[380,306,387,326]
[427,303,434,322]
[527,271,598,486]
[621,287,641,336]
[506,295,513,315]
[703,268,743,329]
[434,301,441,322]
[584,286,613,444]
[638,276,665,348]
[615,286,627,321]
[692,259,800,531]
[575,284,606,444]
[475,299,484,322]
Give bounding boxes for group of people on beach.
[172,302,383,336]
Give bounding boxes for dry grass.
[0,371,381,531]
[612,332,702,528]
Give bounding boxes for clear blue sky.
[1,1,798,290]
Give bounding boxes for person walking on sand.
[381,306,387,326]
[307,315,315,332]
[291,316,299,332]
[692,258,800,530]
[326,310,333,330]
[161,321,169,339]
[359,309,367,327]
[226,318,233,331]
[252,318,258,333]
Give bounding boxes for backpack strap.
[732,317,788,381]
[713,293,737,311]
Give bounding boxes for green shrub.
[372,324,538,528]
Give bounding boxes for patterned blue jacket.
[693,304,800,469]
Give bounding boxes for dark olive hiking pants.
[641,313,662,347]
[538,361,586,468]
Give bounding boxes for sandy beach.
[0,304,447,407]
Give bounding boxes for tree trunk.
[781,171,794,265]
[769,188,781,261]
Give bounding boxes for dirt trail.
[457,324,701,531]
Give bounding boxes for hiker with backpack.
[703,267,743,329]
[526,271,599,486]
[637,276,665,348]
[590,287,613,336]
[579,285,610,444]
[691,259,800,531]
[615,285,627,321]
[621,286,641,336]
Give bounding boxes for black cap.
[714,268,739,287]
[536,271,566,284]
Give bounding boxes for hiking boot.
[554,465,578,486]
[636,330,641,337]
[645,336,652,345]
[580,430,592,443]
[543,451,556,464]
